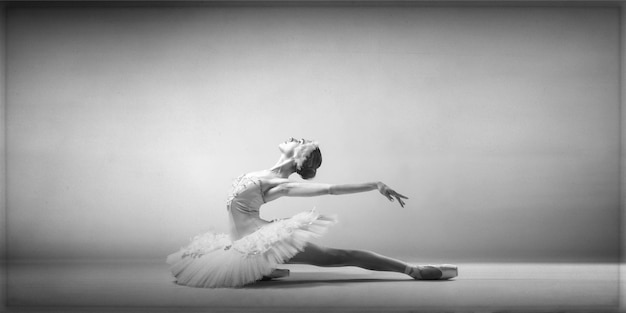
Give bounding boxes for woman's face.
[278,137,307,157]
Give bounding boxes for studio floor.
[4,260,624,313]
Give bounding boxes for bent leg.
[287,243,408,273]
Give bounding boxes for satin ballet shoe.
[405,264,458,280]
[260,268,290,281]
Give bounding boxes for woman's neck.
[269,156,295,178]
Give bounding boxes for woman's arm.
[328,182,378,195]
[264,181,408,207]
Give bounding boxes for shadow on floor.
[244,271,456,289]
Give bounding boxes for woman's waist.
[228,214,270,240]
[227,196,263,211]
[227,203,261,214]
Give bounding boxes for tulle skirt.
[166,210,336,288]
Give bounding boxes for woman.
[167,138,457,288]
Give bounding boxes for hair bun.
[295,145,322,180]
[297,167,317,180]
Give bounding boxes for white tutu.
[167,210,336,288]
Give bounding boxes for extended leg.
[288,243,457,280]
[288,243,408,272]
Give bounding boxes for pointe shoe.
[406,264,458,280]
[260,268,290,281]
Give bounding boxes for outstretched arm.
[264,181,408,207]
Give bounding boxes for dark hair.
[296,147,322,180]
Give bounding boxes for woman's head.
[296,145,322,179]
[279,137,322,179]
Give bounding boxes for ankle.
[404,265,420,279]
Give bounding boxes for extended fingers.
[382,187,408,207]
[397,196,405,207]
[389,191,407,207]
[395,192,408,199]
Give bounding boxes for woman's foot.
[405,264,458,280]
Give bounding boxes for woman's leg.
[287,243,457,280]
[288,243,408,273]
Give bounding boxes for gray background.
[3,4,622,263]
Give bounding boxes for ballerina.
[167,137,457,288]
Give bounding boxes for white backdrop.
[6,5,620,262]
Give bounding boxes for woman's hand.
[377,182,408,207]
